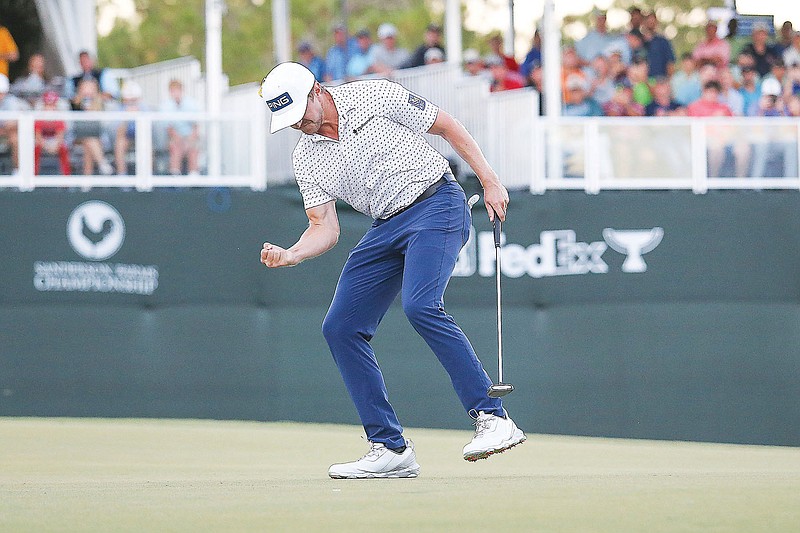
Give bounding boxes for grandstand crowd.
[1,9,799,177]
[0,21,200,177]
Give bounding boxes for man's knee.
[402,298,441,326]
[322,308,352,343]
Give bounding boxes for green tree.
[98,0,451,87]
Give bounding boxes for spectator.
[719,68,745,116]
[424,47,445,66]
[783,32,800,68]
[731,52,759,88]
[762,58,789,96]
[159,79,200,176]
[519,30,541,79]
[563,74,603,116]
[0,18,18,78]
[404,23,444,69]
[34,91,70,176]
[561,47,586,100]
[787,61,800,96]
[67,50,118,100]
[488,33,519,72]
[70,78,113,175]
[346,29,376,78]
[641,12,675,78]
[584,55,616,105]
[741,23,781,77]
[603,80,645,116]
[739,63,764,116]
[10,53,47,105]
[603,31,645,66]
[755,78,785,116]
[693,21,730,69]
[629,57,654,106]
[671,53,702,106]
[297,41,325,81]
[751,77,793,177]
[606,48,628,84]
[370,23,410,75]
[777,21,795,53]
[576,10,616,64]
[688,80,747,178]
[463,49,488,79]
[485,54,524,92]
[628,7,644,33]
[645,77,682,116]
[786,93,800,116]
[114,81,147,175]
[324,24,357,82]
[0,73,30,173]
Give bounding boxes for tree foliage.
[98,0,444,87]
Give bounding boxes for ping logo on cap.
[266,91,293,112]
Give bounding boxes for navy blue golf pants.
[322,181,504,449]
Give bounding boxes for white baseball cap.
[259,62,316,133]
[761,77,782,97]
[377,23,397,40]
[121,80,142,100]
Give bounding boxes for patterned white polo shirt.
[291,79,451,219]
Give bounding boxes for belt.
[381,174,455,220]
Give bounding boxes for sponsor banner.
[30,200,159,297]
[453,227,663,278]
[2,189,800,306]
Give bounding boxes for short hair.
[168,79,183,89]
[703,80,722,92]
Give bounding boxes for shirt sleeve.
[292,146,336,210]
[378,80,439,134]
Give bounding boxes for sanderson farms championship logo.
[33,201,159,295]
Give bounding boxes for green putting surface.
[1,417,799,532]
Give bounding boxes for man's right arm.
[260,200,340,268]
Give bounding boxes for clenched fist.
[260,242,298,268]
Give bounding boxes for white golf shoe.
[463,411,526,462]
[329,439,420,479]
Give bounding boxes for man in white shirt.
[259,62,525,479]
[370,23,410,75]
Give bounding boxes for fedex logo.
[266,92,293,112]
[453,227,662,278]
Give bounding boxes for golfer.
[259,62,525,479]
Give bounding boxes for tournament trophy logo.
[602,227,664,273]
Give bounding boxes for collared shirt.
[292,79,450,220]
[576,31,616,62]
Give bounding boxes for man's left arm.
[428,109,509,221]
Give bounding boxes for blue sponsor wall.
[1,187,799,446]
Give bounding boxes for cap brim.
[269,104,307,134]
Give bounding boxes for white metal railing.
[0,110,262,191]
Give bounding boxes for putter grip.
[493,218,501,247]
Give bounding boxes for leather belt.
[382,173,455,220]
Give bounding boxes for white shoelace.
[360,441,386,461]
[469,410,493,438]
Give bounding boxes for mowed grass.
[1,418,799,532]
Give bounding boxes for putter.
[487,216,514,398]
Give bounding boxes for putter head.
[487,383,514,398]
